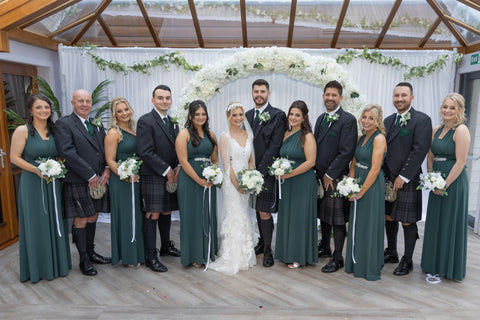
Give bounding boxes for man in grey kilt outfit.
[137,85,180,273]
[246,79,286,267]
[55,89,112,276]
[314,80,357,273]
[383,82,432,275]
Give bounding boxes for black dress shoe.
[79,260,97,276]
[384,248,399,263]
[160,241,181,257]
[254,241,264,255]
[89,252,112,264]
[263,249,274,267]
[145,258,168,272]
[393,257,413,276]
[321,259,344,273]
[318,247,332,258]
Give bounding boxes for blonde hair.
[441,93,466,127]
[109,97,136,140]
[226,101,244,125]
[359,103,386,136]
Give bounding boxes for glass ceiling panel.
[245,0,290,46]
[437,0,480,37]
[453,23,480,45]
[80,20,112,47]
[24,0,101,36]
[52,21,88,43]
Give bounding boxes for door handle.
[0,148,6,169]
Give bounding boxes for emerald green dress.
[275,131,318,266]
[178,135,218,266]
[345,130,385,281]
[109,130,145,266]
[18,128,71,283]
[421,127,468,281]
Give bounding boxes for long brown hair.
[287,100,312,147]
[27,93,55,137]
[185,100,216,147]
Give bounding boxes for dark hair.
[324,80,343,96]
[287,100,312,147]
[395,82,413,95]
[184,100,216,148]
[26,93,54,137]
[152,85,171,97]
[252,79,269,91]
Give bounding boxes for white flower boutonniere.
[91,118,103,127]
[259,111,270,123]
[326,113,339,123]
[400,112,411,126]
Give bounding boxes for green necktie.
[84,120,94,136]
[163,117,171,130]
[321,115,328,128]
[254,110,260,123]
[394,114,401,127]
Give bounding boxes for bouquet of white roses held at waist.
[202,164,223,187]
[332,176,361,198]
[417,171,448,196]
[117,157,142,181]
[237,168,264,195]
[36,158,67,183]
[268,157,293,176]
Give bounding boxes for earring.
[288,123,292,131]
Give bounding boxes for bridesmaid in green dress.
[176,100,219,267]
[345,104,387,281]
[421,93,470,282]
[105,97,144,267]
[10,93,71,283]
[275,100,318,269]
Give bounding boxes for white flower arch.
[172,47,364,126]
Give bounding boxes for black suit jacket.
[383,107,432,181]
[245,103,286,176]
[313,107,357,180]
[137,109,179,177]
[55,112,107,183]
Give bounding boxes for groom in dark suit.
[246,79,286,267]
[383,82,431,275]
[137,85,180,273]
[55,89,111,276]
[314,80,357,273]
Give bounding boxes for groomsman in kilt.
[314,80,357,273]
[246,79,286,267]
[137,85,180,273]
[55,89,111,276]
[383,82,432,275]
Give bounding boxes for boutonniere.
[171,117,179,125]
[326,113,339,123]
[400,112,411,126]
[259,111,270,123]
[91,118,102,127]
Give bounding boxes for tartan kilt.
[254,174,278,213]
[385,176,422,223]
[63,182,110,218]
[140,175,178,213]
[317,180,350,225]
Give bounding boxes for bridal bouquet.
[237,169,264,195]
[333,176,361,198]
[417,171,448,196]
[36,158,67,183]
[117,157,142,181]
[268,157,293,176]
[202,164,223,187]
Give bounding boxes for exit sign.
[471,53,479,65]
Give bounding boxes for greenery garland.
[80,44,202,75]
[335,47,462,80]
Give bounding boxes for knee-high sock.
[158,214,171,249]
[403,223,418,260]
[261,217,274,251]
[256,211,264,244]
[385,220,399,253]
[72,226,88,263]
[320,221,332,249]
[85,222,96,257]
[144,216,158,260]
[333,224,346,261]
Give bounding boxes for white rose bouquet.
[36,158,67,183]
[268,157,293,177]
[333,176,361,198]
[202,164,223,187]
[417,171,448,196]
[117,157,142,181]
[237,169,264,195]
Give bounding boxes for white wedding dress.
[209,132,257,275]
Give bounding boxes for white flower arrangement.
[326,113,339,123]
[202,164,223,187]
[259,111,271,123]
[269,157,293,176]
[333,176,362,198]
[117,157,142,181]
[173,47,364,127]
[36,158,67,183]
[400,112,411,126]
[237,168,264,195]
[417,171,448,196]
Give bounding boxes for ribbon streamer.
[52,179,62,237]
[130,178,136,243]
[203,180,213,272]
[351,199,357,264]
[40,174,48,215]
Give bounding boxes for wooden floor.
[1,220,480,320]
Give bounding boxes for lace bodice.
[229,135,252,173]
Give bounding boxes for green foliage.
[3,109,25,132]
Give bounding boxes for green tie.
[84,120,94,136]
[163,117,171,130]
[321,115,328,128]
[254,110,260,123]
[394,114,401,127]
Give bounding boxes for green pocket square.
[400,127,410,136]
[328,131,337,137]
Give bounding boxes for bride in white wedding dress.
[209,102,257,275]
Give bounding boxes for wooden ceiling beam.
[418,17,441,48]
[287,0,297,47]
[331,0,350,48]
[18,0,81,29]
[456,0,480,11]
[427,0,467,47]
[137,0,161,47]
[97,15,117,47]
[375,0,402,48]
[444,14,480,36]
[187,0,204,48]
[47,12,95,38]
[240,0,248,47]
[8,28,62,51]
[465,41,480,54]
[71,0,112,45]
[0,30,10,52]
